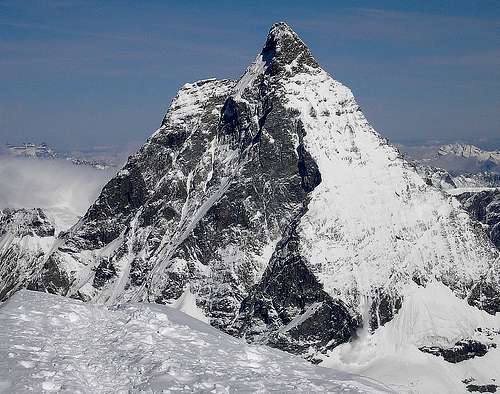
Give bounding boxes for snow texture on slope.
[273,22,500,320]
[321,282,500,394]
[0,290,391,393]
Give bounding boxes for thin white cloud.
[0,157,113,229]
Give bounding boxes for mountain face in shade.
[0,208,56,300]
[2,23,499,368]
[455,189,500,250]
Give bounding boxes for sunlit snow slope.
[0,290,390,393]
[321,282,500,393]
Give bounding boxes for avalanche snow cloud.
[1,22,500,393]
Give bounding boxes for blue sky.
[1,0,499,150]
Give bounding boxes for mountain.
[412,165,499,251]
[438,144,500,167]
[2,22,500,392]
[6,142,57,159]
[400,142,500,176]
[414,165,500,191]
[0,289,389,393]
[5,142,115,170]
[0,209,57,301]
[454,190,500,250]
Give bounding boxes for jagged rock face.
[0,208,55,300]
[412,164,499,191]
[2,22,499,360]
[466,383,498,393]
[453,172,500,188]
[419,339,495,363]
[409,165,500,254]
[233,210,357,361]
[414,164,457,190]
[455,189,500,251]
[30,24,322,335]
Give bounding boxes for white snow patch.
[447,187,499,196]
[172,284,209,323]
[234,54,267,99]
[280,66,498,314]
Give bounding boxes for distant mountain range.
[4,142,116,170]
[438,143,500,165]
[399,142,500,175]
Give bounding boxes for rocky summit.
[1,22,500,378]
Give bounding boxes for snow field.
[0,290,391,393]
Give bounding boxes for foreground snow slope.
[0,290,390,393]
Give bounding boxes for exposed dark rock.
[27,252,72,296]
[87,162,148,224]
[0,208,55,238]
[369,290,403,330]
[1,22,500,375]
[93,260,118,288]
[451,188,500,315]
[0,209,56,300]
[296,121,321,193]
[233,208,358,358]
[419,339,494,363]
[466,384,498,393]
[455,189,500,249]
[467,280,500,315]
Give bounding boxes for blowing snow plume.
[0,157,114,231]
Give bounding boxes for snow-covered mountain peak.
[0,208,54,238]
[438,143,500,165]
[261,22,320,75]
[0,208,57,301]
[232,22,319,101]
[2,22,500,391]
[264,22,318,68]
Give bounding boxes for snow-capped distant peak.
[438,143,500,165]
[3,142,115,169]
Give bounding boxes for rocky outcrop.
[455,189,500,250]
[420,339,495,363]
[466,384,498,393]
[0,208,54,238]
[0,208,55,300]
[233,209,358,360]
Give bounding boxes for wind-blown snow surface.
[0,290,390,393]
